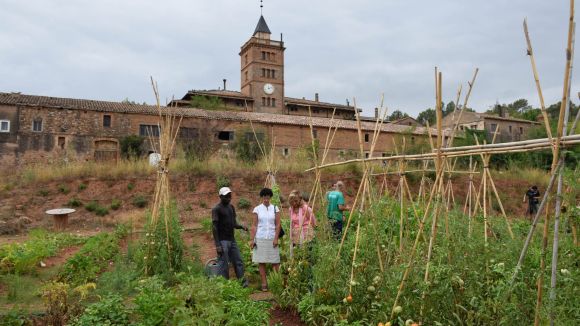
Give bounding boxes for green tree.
[189,95,224,110]
[416,108,436,126]
[387,110,409,121]
[120,135,145,159]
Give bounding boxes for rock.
[18,216,32,225]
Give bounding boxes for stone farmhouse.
[0,14,439,167]
[442,110,541,143]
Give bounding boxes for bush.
[68,197,83,208]
[69,294,129,326]
[134,276,180,326]
[94,206,109,217]
[78,183,87,191]
[58,184,70,194]
[120,135,144,159]
[110,199,122,210]
[85,201,98,212]
[127,183,135,191]
[38,189,49,197]
[132,195,148,208]
[216,175,230,190]
[237,197,252,209]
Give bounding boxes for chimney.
[315,93,319,102]
[374,107,378,119]
[223,79,227,91]
[346,99,350,106]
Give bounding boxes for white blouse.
[253,203,280,239]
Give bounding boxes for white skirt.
[252,238,280,264]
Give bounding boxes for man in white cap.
[211,187,248,286]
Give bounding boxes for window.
[509,125,512,133]
[217,131,234,141]
[382,153,388,157]
[179,127,198,139]
[103,115,111,128]
[520,127,524,134]
[266,52,271,60]
[245,54,248,65]
[364,133,369,142]
[312,129,318,139]
[0,120,9,132]
[471,124,477,129]
[490,123,498,132]
[261,51,266,60]
[262,97,266,106]
[365,152,370,158]
[139,124,161,137]
[245,71,248,81]
[32,119,43,132]
[261,68,266,77]
[272,70,276,79]
[266,97,271,106]
[58,136,66,149]
[289,106,298,112]
[411,136,416,144]
[271,98,276,107]
[282,148,290,157]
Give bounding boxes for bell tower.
[240,13,285,114]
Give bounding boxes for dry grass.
[490,167,550,187]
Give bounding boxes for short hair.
[259,187,274,198]
[288,190,301,207]
[532,185,538,190]
[336,181,344,188]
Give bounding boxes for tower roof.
[253,15,271,35]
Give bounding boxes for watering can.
[205,258,220,277]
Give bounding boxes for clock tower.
[240,15,285,114]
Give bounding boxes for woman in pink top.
[288,190,316,246]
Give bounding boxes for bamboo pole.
[534,201,550,326]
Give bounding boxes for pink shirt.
[289,204,316,244]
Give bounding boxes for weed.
[84,201,98,212]
[200,218,213,234]
[127,182,135,191]
[216,175,230,190]
[58,184,70,194]
[78,183,87,191]
[199,200,208,209]
[68,197,83,208]
[69,294,129,326]
[237,197,252,209]
[132,195,148,208]
[38,189,49,197]
[94,206,109,216]
[110,199,122,210]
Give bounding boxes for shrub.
[132,195,148,208]
[85,201,98,212]
[69,294,129,326]
[127,183,135,191]
[38,189,49,197]
[94,206,109,217]
[134,276,180,326]
[216,175,230,190]
[237,197,252,209]
[68,197,83,208]
[78,183,87,191]
[120,135,144,159]
[58,184,70,194]
[199,200,208,209]
[110,199,122,210]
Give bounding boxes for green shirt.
[326,190,345,221]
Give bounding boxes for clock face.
[263,83,275,95]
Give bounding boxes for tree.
[416,108,436,126]
[443,101,455,117]
[189,95,224,110]
[387,110,409,121]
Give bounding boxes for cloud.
[0,0,576,117]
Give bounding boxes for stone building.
[442,110,541,143]
[0,14,440,166]
[0,92,435,166]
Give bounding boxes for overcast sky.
[0,0,577,117]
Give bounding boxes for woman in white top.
[250,187,281,291]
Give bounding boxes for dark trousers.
[217,240,246,284]
[331,219,343,240]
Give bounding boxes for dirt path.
[269,307,307,326]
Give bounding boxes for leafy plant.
[78,183,87,191]
[216,175,231,190]
[69,294,129,326]
[38,189,49,197]
[68,197,83,208]
[120,135,144,159]
[127,182,135,191]
[134,276,180,326]
[132,195,148,208]
[58,184,70,194]
[237,197,252,209]
[110,199,122,210]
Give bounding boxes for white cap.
[219,187,232,196]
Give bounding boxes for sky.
[0,0,577,117]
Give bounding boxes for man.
[326,181,350,239]
[523,185,540,221]
[212,187,248,286]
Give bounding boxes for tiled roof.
[0,92,442,136]
[480,113,541,124]
[185,90,253,100]
[285,97,356,112]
